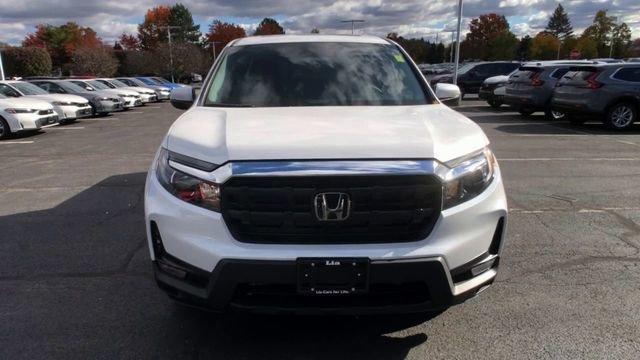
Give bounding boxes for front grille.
[221,175,442,244]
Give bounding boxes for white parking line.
[122,111,143,114]
[81,118,120,121]
[499,157,639,161]
[46,126,85,130]
[510,207,640,214]
[0,140,34,144]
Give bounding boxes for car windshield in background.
[60,81,90,93]
[87,80,110,90]
[205,42,431,107]
[152,77,169,84]
[12,82,49,95]
[109,79,130,87]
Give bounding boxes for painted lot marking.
[81,118,120,121]
[46,126,85,130]
[510,207,640,214]
[0,141,34,145]
[122,111,143,114]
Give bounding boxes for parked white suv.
[145,35,507,314]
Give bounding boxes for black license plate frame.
[297,258,369,295]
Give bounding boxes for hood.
[109,88,140,96]
[29,94,89,104]
[483,75,509,84]
[125,86,154,94]
[0,97,53,110]
[165,105,489,166]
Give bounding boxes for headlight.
[440,147,497,209]
[4,108,37,114]
[52,101,72,106]
[117,94,129,97]
[155,148,221,212]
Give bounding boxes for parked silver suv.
[552,63,640,130]
[503,61,598,120]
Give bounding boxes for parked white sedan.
[0,94,58,139]
[69,79,142,109]
[0,81,92,123]
[94,78,158,103]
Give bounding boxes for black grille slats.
[221,175,442,244]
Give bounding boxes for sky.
[0,0,639,46]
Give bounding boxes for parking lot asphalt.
[1,99,640,359]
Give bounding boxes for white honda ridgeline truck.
[145,35,507,314]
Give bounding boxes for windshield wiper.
[206,102,254,107]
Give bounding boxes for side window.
[48,83,66,94]
[474,64,491,76]
[0,84,21,97]
[613,67,640,82]
[552,68,570,79]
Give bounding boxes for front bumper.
[145,161,508,313]
[156,91,170,100]
[55,105,92,120]
[95,100,124,113]
[140,93,157,103]
[10,113,59,131]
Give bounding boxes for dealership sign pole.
[453,0,463,85]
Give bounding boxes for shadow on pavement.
[161,305,442,359]
[0,171,441,359]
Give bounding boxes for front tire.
[0,117,11,140]
[604,102,637,130]
[545,108,565,121]
[518,109,534,116]
[488,100,502,109]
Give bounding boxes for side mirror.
[435,83,461,106]
[170,86,195,110]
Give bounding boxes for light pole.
[341,20,364,35]
[453,0,464,85]
[159,25,181,83]
[208,41,224,60]
[441,30,456,63]
[0,49,5,81]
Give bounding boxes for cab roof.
[231,34,390,46]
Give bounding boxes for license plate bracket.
[297,258,369,295]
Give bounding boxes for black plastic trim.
[168,151,218,172]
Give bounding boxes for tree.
[611,23,632,58]
[70,46,118,76]
[517,35,532,60]
[546,4,573,39]
[168,3,201,43]
[576,34,598,59]
[22,22,102,69]
[2,47,52,77]
[117,33,140,51]
[153,42,209,80]
[205,20,246,57]
[461,13,517,60]
[582,10,616,57]
[254,18,285,35]
[530,32,560,60]
[138,5,172,50]
[633,38,640,57]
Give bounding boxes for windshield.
[59,81,89,93]
[152,77,169,84]
[88,80,110,90]
[109,79,129,87]
[12,82,49,95]
[456,63,476,75]
[96,80,117,88]
[138,78,158,85]
[130,78,148,87]
[204,42,431,107]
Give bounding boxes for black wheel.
[604,102,637,130]
[518,109,534,116]
[488,100,502,109]
[0,116,11,140]
[544,108,565,121]
[98,112,109,117]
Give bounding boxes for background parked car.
[431,62,520,98]
[503,61,598,120]
[116,77,171,100]
[0,80,92,123]
[137,76,183,90]
[552,63,640,130]
[478,70,517,108]
[93,78,158,103]
[69,79,142,109]
[29,79,124,116]
[0,93,58,139]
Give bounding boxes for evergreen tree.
[546,4,573,39]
